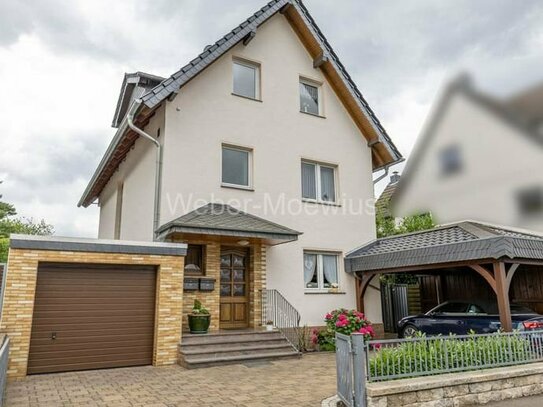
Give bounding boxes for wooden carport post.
[494,261,513,332]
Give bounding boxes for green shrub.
[369,331,533,380]
[0,238,8,263]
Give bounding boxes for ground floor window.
[304,251,339,290]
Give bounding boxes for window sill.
[300,110,326,119]
[302,198,341,207]
[305,290,346,295]
[232,93,262,102]
[221,183,254,192]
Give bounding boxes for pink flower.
[338,314,347,321]
[325,313,332,320]
[372,343,381,350]
[358,327,369,335]
[311,334,318,345]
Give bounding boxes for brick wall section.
[180,237,221,332]
[1,248,184,380]
[249,243,266,328]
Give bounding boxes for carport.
[345,221,543,332]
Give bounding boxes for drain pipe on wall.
[373,164,391,185]
[127,100,162,241]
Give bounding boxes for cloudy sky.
[1,0,543,237]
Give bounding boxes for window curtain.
[304,254,317,286]
[320,166,335,202]
[322,255,338,286]
[301,162,316,199]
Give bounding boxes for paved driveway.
[6,353,336,407]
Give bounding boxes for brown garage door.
[28,263,156,374]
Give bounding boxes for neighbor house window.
[517,187,543,216]
[222,145,252,188]
[300,79,320,115]
[233,59,260,99]
[439,145,462,176]
[304,252,339,290]
[184,244,205,275]
[301,161,336,202]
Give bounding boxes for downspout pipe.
[127,100,162,241]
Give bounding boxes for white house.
[393,75,543,232]
[79,0,402,330]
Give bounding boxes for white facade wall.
[395,90,543,232]
[98,14,381,326]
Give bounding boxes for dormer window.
[233,59,260,100]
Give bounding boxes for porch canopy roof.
[156,203,301,245]
[345,221,543,332]
[345,221,543,274]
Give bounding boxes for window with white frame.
[222,145,252,188]
[304,252,339,290]
[300,79,320,115]
[301,161,336,202]
[233,59,260,100]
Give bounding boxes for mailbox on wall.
[183,278,199,291]
[199,278,215,291]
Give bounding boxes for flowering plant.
[326,308,375,340]
[311,308,375,351]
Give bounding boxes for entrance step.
[179,330,300,368]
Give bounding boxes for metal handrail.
[261,289,301,351]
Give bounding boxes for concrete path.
[6,352,336,407]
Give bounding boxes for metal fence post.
[351,334,367,407]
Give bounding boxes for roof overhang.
[345,221,543,274]
[9,234,187,256]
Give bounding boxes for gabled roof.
[156,203,301,244]
[345,220,543,273]
[375,175,400,218]
[79,0,402,208]
[141,0,401,166]
[391,75,543,211]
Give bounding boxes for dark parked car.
[398,300,543,338]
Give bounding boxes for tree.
[0,183,53,262]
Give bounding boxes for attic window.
[300,79,321,116]
[233,59,260,100]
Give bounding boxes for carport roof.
[156,203,301,244]
[345,221,543,273]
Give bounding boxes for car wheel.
[401,324,419,338]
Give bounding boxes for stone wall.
[366,362,543,407]
[1,247,184,380]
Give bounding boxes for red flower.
[325,313,332,320]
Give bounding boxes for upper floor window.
[300,78,321,116]
[222,145,252,188]
[233,59,260,100]
[517,186,543,217]
[301,161,337,203]
[439,145,462,176]
[304,251,339,290]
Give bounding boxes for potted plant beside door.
[188,299,211,334]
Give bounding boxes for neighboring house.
[393,75,543,231]
[78,0,402,329]
[375,171,401,219]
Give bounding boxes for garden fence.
[336,330,543,407]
